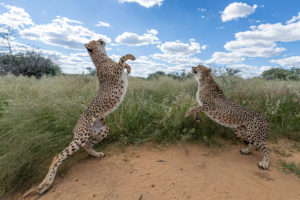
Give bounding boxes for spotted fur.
[186,65,271,170]
[28,39,135,196]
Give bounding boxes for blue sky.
[0,0,300,77]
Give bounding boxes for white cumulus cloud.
[206,12,300,64]
[118,0,163,8]
[221,2,257,22]
[20,16,111,50]
[227,64,272,78]
[115,29,159,46]
[96,21,110,27]
[0,3,34,29]
[159,39,202,55]
[270,56,300,67]
[206,52,245,64]
[151,39,205,72]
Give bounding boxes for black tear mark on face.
[86,47,93,53]
[192,68,197,74]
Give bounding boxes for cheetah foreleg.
[185,106,203,122]
[258,143,271,170]
[123,63,131,74]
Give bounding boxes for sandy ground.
[19,141,300,200]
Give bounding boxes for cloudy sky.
[0,0,300,78]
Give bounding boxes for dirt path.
[28,142,300,200]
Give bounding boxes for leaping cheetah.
[23,39,135,198]
[186,65,271,170]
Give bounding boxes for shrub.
[262,67,300,80]
[0,51,61,78]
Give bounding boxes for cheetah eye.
[97,39,104,45]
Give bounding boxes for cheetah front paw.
[258,161,269,170]
[186,112,201,123]
[94,152,105,158]
[124,63,131,74]
[185,112,191,118]
[240,148,251,155]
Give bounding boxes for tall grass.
[0,74,299,197]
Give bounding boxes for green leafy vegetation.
[0,51,61,78]
[262,67,300,80]
[0,75,299,197]
[280,160,300,178]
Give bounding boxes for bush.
[262,67,300,80]
[0,51,61,78]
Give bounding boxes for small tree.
[0,25,18,55]
[225,68,241,77]
[262,68,290,80]
[86,67,96,76]
[0,51,61,78]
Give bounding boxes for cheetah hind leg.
[83,146,105,158]
[86,120,110,158]
[234,126,252,155]
[37,139,81,195]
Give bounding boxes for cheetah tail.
[21,186,39,200]
[118,54,136,66]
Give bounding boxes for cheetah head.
[84,39,107,56]
[192,65,212,80]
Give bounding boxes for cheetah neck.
[90,52,107,67]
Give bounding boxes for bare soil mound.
[25,142,300,200]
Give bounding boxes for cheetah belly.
[197,97,239,129]
[205,113,239,129]
[196,94,203,106]
[104,72,128,116]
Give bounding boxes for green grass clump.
[0,74,300,197]
[280,160,300,178]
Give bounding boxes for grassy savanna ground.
[0,74,300,198]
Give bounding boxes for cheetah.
[23,39,135,198]
[186,65,271,170]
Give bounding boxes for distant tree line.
[147,70,193,80]
[147,67,300,81]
